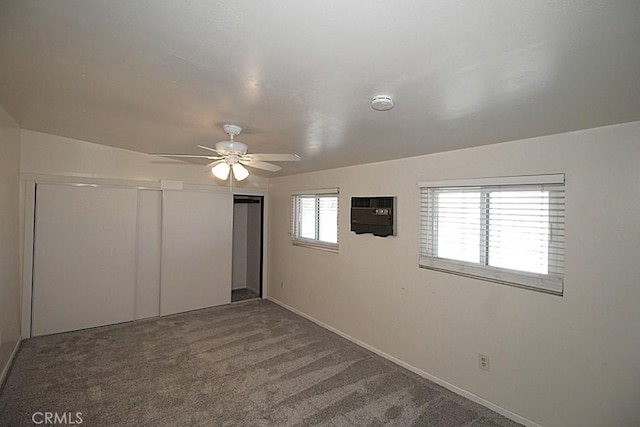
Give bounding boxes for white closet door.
[32,184,138,336]
[135,190,162,320]
[161,190,232,315]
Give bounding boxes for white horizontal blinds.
[291,188,339,250]
[297,196,317,240]
[292,187,339,195]
[419,174,565,294]
[486,186,565,276]
[430,189,482,264]
[318,196,338,244]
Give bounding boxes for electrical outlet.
[280,281,283,288]
[479,353,490,371]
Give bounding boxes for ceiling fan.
[152,124,301,181]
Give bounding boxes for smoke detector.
[371,94,394,111]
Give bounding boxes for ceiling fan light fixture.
[212,162,230,180]
[154,123,300,181]
[232,163,249,181]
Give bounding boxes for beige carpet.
[0,300,521,426]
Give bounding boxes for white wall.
[232,203,249,290]
[0,105,21,379]
[268,121,640,427]
[246,202,262,294]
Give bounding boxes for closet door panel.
[161,190,232,315]
[135,190,162,319]
[32,184,138,336]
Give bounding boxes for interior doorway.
[231,195,264,302]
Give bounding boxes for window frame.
[418,174,565,295]
[291,188,339,252]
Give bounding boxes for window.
[419,174,565,294]
[291,188,339,250]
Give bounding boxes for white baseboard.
[267,296,541,427]
[0,337,21,388]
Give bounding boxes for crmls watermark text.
[32,412,83,425]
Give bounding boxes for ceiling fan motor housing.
[216,141,248,155]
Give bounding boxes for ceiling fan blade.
[197,144,220,154]
[244,153,301,162]
[151,153,220,159]
[240,160,282,172]
[205,159,224,169]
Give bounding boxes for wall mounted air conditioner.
[350,196,396,237]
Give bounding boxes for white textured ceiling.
[1,0,639,176]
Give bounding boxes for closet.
[30,182,233,336]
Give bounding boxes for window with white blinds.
[291,188,339,251]
[419,174,565,294]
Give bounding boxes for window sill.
[419,256,563,296]
[291,240,339,253]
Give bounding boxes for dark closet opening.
[231,195,264,302]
